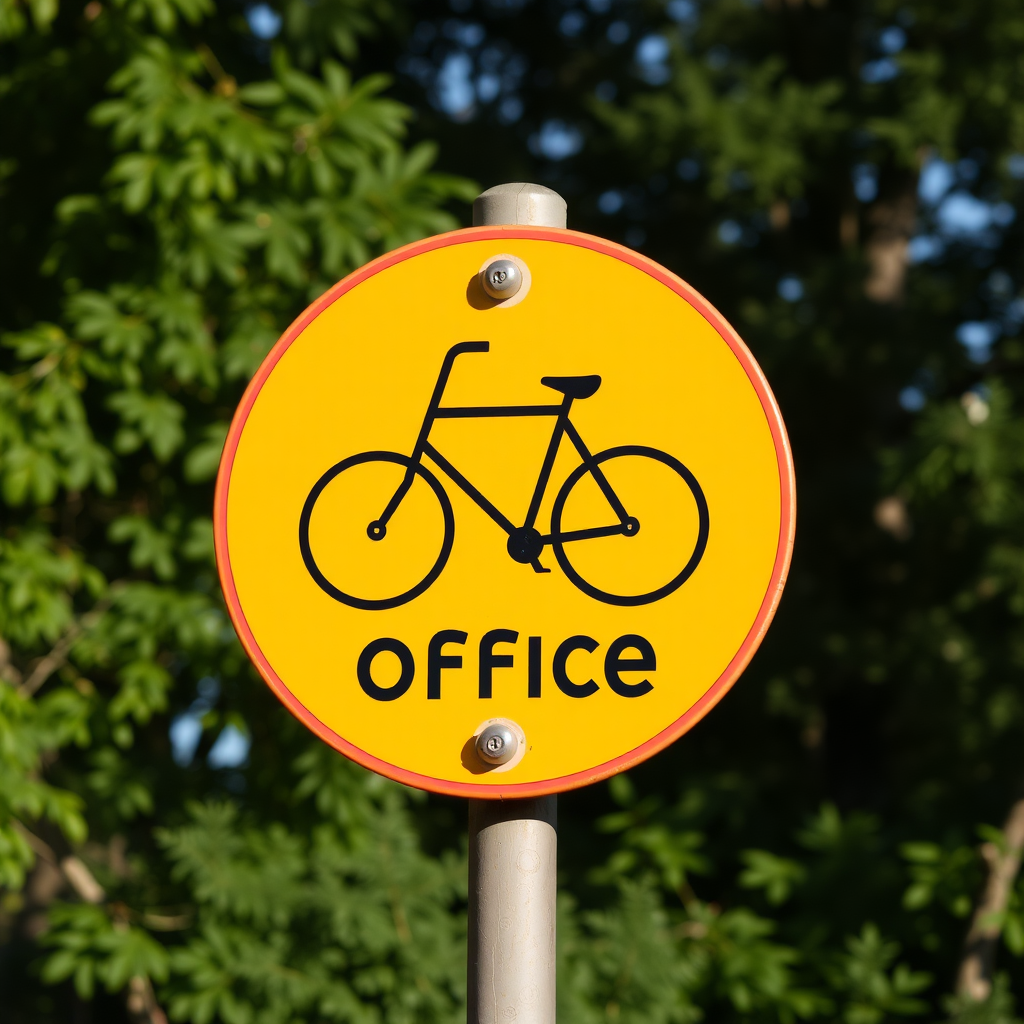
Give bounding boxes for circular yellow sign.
[215,227,795,797]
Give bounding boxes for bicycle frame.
[375,342,631,548]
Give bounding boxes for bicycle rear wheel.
[299,451,454,610]
[550,445,708,606]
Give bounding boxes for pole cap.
[473,183,567,228]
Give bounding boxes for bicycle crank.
[506,527,545,565]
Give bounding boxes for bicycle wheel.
[550,445,709,606]
[299,451,454,610]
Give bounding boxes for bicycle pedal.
[531,560,552,574]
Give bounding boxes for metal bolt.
[476,720,520,765]
[481,259,522,300]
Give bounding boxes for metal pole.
[467,183,566,1024]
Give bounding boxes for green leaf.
[739,849,807,905]
[109,660,172,724]
[107,391,186,461]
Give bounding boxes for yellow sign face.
[215,227,795,797]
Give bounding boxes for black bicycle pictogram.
[299,341,709,610]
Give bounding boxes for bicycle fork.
[366,466,417,541]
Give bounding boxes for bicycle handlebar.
[419,342,491,434]
[448,341,489,357]
[433,342,489,392]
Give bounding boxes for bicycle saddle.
[541,375,602,399]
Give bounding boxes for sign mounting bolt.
[481,259,522,300]
[476,720,520,765]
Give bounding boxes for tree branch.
[126,975,169,1024]
[12,820,106,903]
[16,594,114,699]
[864,183,917,303]
[0,636,24,686]
[861,161,926,304]
[956,798,1024,1002]
[15,821,169,1024]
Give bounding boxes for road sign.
[215,226,795,797]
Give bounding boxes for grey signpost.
[466,183,566,1024]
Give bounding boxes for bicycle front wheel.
[550,445,709,606]
[299,451,454,610]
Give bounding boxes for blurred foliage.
[5,0,1024,1021]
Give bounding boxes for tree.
[379,0,1024,1018]
[6,0,1024,1022]
[0,0,476,1018]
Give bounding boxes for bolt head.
[481,259,522,300]
[476,722,519,765]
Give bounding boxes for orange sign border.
[214,226,796,798]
